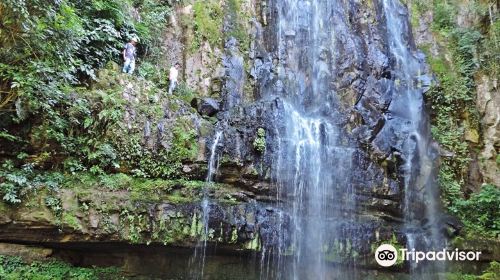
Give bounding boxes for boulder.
[191,97,220,117]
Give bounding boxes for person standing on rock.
[168,63,180,95]
[122,37,138,74]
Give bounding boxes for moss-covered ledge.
[0,173,282,251]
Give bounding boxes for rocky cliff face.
[0,0,498,277]
[408,0,499,190]
[475,71,499,187]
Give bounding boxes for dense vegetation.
[412,0,499,238]
[0,255,124,280]
[0,0,207,203]
[0,0,169,168]
[0,0,498,277]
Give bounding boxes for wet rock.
[191,97,220,117]
[438,214,463,237]
[0,179,289,252]
[222,37,245,110]
[0,243,53,262]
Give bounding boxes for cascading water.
[185,0,444,279]
[265,0,356,279]
[383,0,445,278]
[260,0,444,279]
[190,130,223,279]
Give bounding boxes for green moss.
[190,213,203,237]
[225,0,251,52]
[0,255,123,279]
[244,234,261,251]
[324,239,359,263]
[62,213,82,231]
[0,201,9,213]
[60,172,231,205]
[230,227,238,243]
[253,128,266,153]
[166,194,195,204]
[192,0,224,51]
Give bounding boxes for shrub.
[253,128,266,153]
[452,184,500,238]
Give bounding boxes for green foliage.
[253,128,266,153]
[0,255,123,280]
[115,115,199,178]
[479,20,500,77]
[432,1,456,31]
[28,86,125,174]
[0,161,32,204]
[418,0,499,237]
[192,0,224,50]
[45,196,63,216]
[445,272,477,280]
[451,184,500,238]
[0,161,62,204]
[0,0,173,176]
[120,209,147,243]
[170,124,199,162]
[133,0,172,62]
[0,0,131,114]
[449,261,500,280]
[175,82,198,104]
[478,261,500,280]
[225,0,251,52]
[438,165,463,209]
[0,131,18,142]
[137,62,169,87]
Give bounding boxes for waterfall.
[183,0,444,279]
[382,0,445,278]
[266,0,356,279]
[190,130,223,279]
[261,0,444,279]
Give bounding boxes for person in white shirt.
[168,63,180,95]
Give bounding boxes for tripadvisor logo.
[375,244,398,267]
[374,244,482,267]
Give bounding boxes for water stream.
[266,0,357,279]
[191,130,223,279]
[382,0,445,278]
[263,0,444,279]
